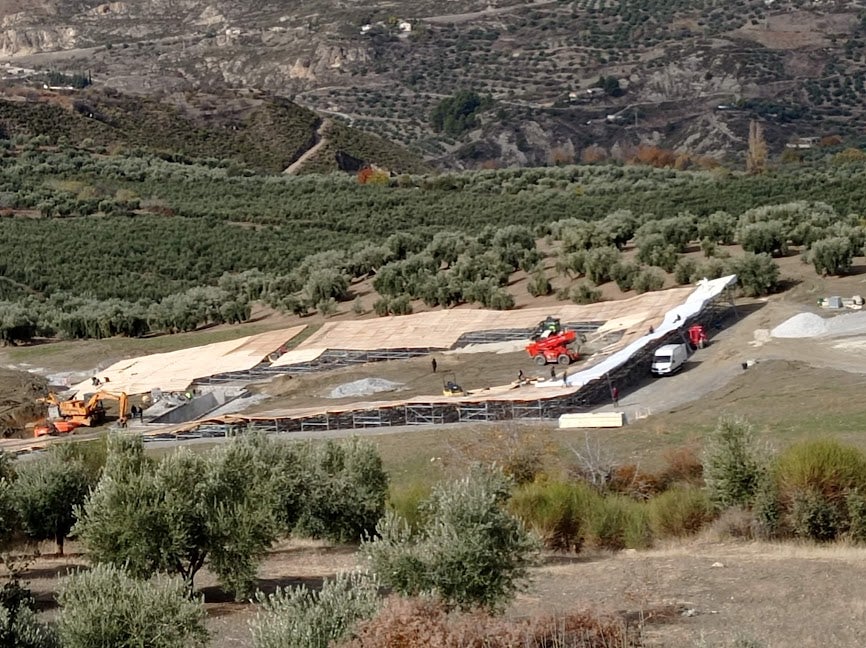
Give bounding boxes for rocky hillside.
[3,0,866,169]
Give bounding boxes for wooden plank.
[558,412,624,429]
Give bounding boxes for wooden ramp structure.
[6,277,738,453]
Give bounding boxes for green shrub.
[611,261,639,291]
[774,439,866,505]
[695,257,727,280]
[570,282,602,304]
[623,504,653,549]
[0,577,58,648]
[586,494,634,551]
[674,257,697,285]
[632,267,665,293]
[487,288,515,310]
[373,298,390,317]
[737,220,788,257]
[584,246,620,284]
[649,486,714,537]
[293,439,389,544]
[363,466,538,611]
[11,443,93,555]
[702,417,769,510]
[726,253,779,297]
[846,490,866,544]
[752,472,783,539]
[555,250,587,277]
[510,480,591,552]
[250,571,380,648]
[790,489,842,542]
[389,294,413,315]
[57,564,207,648]
[700,237,718,258]
[810,236,858,275]
[387,481,431,532]
[527,268,552,297]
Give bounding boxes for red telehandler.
[525,317,581,366]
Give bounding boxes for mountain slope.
[3,0,866,167]
[0,87,429,173]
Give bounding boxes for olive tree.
[250,571,379,648]
[809,236,858,276]
[727,253,779,297]
[362,466,538,612]
[11,444,93,555]
[584,246,621,285]
[697,211,736,245]
[74,435,283,599]
[57,564,207,648]
[738,220,788,257]
[292,439,389,544]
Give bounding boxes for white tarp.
[543,275,737,388]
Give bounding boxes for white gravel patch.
[771,313,827,338]
[328,378,403,399]
[772,311,866,339]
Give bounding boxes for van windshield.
[654,355,672,363]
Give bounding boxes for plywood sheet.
[68,325,307,396]
[271,288,692,367]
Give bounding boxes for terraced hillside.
[2,0,866,167]
[0,87,429,174]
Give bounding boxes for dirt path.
[423,0,557,24]
[283,117,331,175]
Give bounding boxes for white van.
[651,343,689,376]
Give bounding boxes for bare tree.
[568,432,614,490]
[747,119,767,174]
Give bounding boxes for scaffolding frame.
[457,403,493,422]
[405,404,445,426]
[353,410,391,428]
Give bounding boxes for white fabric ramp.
[543,275,737,389]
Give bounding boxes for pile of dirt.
[0,367,48,438]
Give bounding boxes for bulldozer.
[34,390,129,437]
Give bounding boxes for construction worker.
[612,386,619,407]
[549,366,556,380]
[431,358,437,373]
[517,369,525,383]
[562,369,568,386]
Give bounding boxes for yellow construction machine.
[40,390,130,428]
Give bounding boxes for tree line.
[3,141,866,340]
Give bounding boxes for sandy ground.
[26,536,866,648]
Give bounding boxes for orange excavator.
[34,391,129,438]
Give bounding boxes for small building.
[398,20,412,32]
[786,136,819,150]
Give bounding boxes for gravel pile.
[822,312,866,337]
[771,313,827,338]
[328,378,403,399]
[772,311,866,339]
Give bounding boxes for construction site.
[0,275,738,454]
